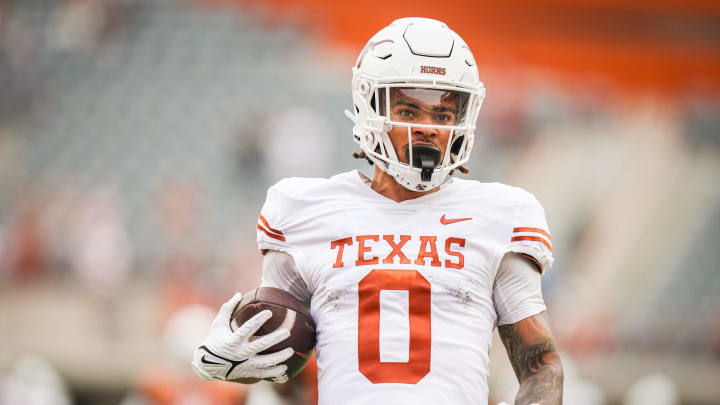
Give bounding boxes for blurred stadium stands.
[0,0,719,404]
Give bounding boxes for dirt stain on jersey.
[326,288,352,310]
[450,288,473,312]
[427,275,474,312]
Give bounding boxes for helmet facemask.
[353,81,482,191]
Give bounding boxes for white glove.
[191,292,293,382]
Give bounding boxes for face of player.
[381,88,468,166]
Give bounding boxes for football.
[229,287,316,383]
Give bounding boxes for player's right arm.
[259,250,318,400]
[259,250,312,304]
[202,180,311,386]
[191,247,310,384]
[255,180,313,305]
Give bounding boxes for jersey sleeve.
[507,192,554,274]
[256,180,314,295]
[256,182,293,254]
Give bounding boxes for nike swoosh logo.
[201,355,223,365]
[198,345,250,379]
[440,214,472,225]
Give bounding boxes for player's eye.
[397,109,416,120]
[433,113,455,123]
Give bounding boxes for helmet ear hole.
[450,135,464,155]
[357,79,371,95]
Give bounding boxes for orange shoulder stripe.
[512,227,552,241]
[511,235,552,252]
[259,214,284,235]
[257,224,286,242]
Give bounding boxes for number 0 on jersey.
[358,269,431,384]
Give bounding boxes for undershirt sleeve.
[493,252,546,326]
[259,250,312,306]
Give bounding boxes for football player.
[192,17,563,405]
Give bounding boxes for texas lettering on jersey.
[330,235,466,270]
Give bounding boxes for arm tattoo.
[498,312,563,405]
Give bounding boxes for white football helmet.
[345,17,485,191]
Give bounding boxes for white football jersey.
[255,170,553,405]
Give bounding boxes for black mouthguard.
[405,144,441,182]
